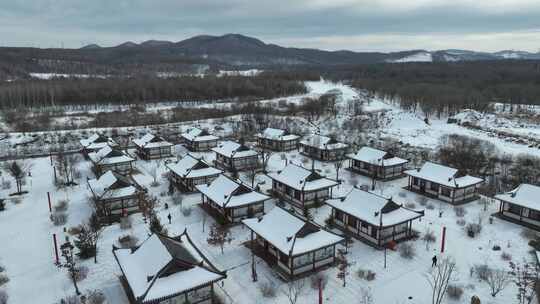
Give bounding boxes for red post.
[53,233,59,264]
[318,278,323,304]
[441,226,447,253]
[47,192,52,213]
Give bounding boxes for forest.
[0,71,317,109]
[324,60,540,117]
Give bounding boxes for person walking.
[432,255,437,267]
[167,213,172,224]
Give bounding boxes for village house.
[243,207,343,280]
[167,154,222,192]
[348,146,409,180]
[495,184,540,230]
[88,145,135,176]
[181,127,219,152]
[326,187,424,248]
[196,174,269,224]
[80,133,118,156]
[405,162,483,204]
[87,171,145,223]
[269,163,338,209]
[113,231,227,304]
[256,128,300,151]
[133,133,173,160]
[212,140,259,171]
[299,134,349,161]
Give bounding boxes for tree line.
[0,71,317,109]
[322,60,540,117]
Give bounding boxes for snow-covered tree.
[207,223,233,254]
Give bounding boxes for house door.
[420,180,426,192]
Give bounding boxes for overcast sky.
[2,0,539,52]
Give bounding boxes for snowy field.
[1,80,540,304]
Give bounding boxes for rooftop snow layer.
[196,175,269,208]
[495,184,540,211]
[405,162,483,188]
[212,141,258,158]
[268,164,337,191]
[348,147,408,167]
[167,154,222,178]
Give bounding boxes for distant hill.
[0,33,538,79]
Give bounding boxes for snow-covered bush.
[426,203,435,210]
[501,252,512,261]
[1,180,10,190]
[181,206,192,217]
[67,225,83,235]
[473,264,491,281]
[86,289,106,304]
[446,284,463,300]
[172,193,184,206]
[357,269,376,281]
[454,206,466,217]
[119,216,132,230]
[56,295,80,304]
[54,199,69,212]
[398,191,407,198]
[118,234,138,249]
[520,228,538,240]
[51,211,68,226]
[259,282,276,298]
[10,198,21,205]
[310,273,328,290]
[466,223,482,238]
[0,274,9,287]
[399,242,416,259]
[324,215,334,228]
[0,200,5,212]
[456,219,466,226]
[416,196,428,206]
[0,290,8,304]
[74,265,89,282]
[405,202,416,209]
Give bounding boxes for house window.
[334,210,344,222]
[430,183,439,192]
[413,177,419,186]
[279,252,289,264]
[441,187,451,197]
[293,252,313,268]
[508,204,522,215]
[529,209,540,221]
[314,246,333,260]
[347,216,357,228]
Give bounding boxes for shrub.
[422,229,436,244]
[0,290,7,304]
[0,274,9,286]
[454,206,466,217]
[181,206,192,217]
[10,198,22,205]
[357,268,376,281]
[416,196,428,206]
[67,225,83,235]
[366,270,376,281]
[399,242,416,259]
[446,284,464,300]
[405,202,416,209]
[118,234,138,249]
[456,219,466,226]
[310,273,328,290]
[74,265,89,282]
[86,289,106,304]
[57,295,80,304]
[466,223,482,238]
[259,282,276,298]
[150,180,160,187]
[501,252,512,261]
[324,215,334,228]
[398,191,407,198]
[357,268,367,279]
[120,216,132,230]
[0,265,4,272]
[474,264,491,281]
[51,211,68,226]
[521,228,538,240]
[0,200,5,212]
[492,245,501,251]
[426,203,435,210]
[54,199,69,212]
[1,179,11,190]
[172,193,184,206]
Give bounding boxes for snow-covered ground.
[1,79,540,304]
[0,145,534,304]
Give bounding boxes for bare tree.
[510,261,540,304]
[283,278,305,304]
[4,160,31,194]
[207,223,233,254]
[336,249,351,287]
[55,152,81,186]
[259,147,273,173]
[334,159,345,183]
[359,287,374,304]
[485,268,510,297]
[425,257,457,304]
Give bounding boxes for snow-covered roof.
[268,164,338,191]
[300,134,348,150]
[495,184,540,211]
[243,207,343,256]
[87,171,139,200]
[113,232,225,303]
[326,188,423,227]
[212,141,258,159]
[257,128,300,141]
[195,175,269,208]
[167,154,222,179]
[133,133,173,149]
[80,133,117,150]
[181,127,219,142]
[88,145,134,165]
[348,147,408,167]
[404,162,483,188]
